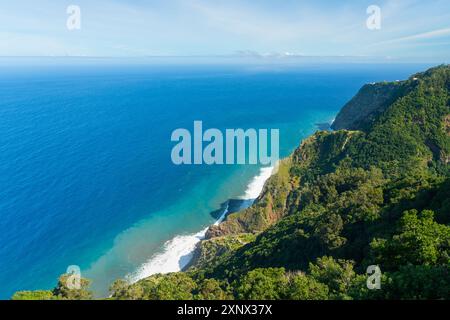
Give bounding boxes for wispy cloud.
[0,0,449,61]
[372,27,450,46]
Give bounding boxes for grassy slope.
[13,65,450,300]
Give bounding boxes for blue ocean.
[0,60,431,298]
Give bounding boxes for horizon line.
[0,54,446,64]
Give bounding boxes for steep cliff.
[205,158,292,239]
[13,65,450,301]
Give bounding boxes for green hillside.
[13,65,450,300]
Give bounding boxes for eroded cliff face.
[111,66,450,300]
[190,129,361,270]
[205,158,293,239]
[13,66,450,301]
[203,129,360,241]
[194,65,450,277]
[331,81,406,131]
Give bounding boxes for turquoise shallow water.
[0,60,432,298]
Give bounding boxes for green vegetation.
[13,65,450,300]
[12,274,93,300]
[206,158,293,238]
[11,290,54,301]
[190,233,256,270]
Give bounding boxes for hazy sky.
[1,0,450,61]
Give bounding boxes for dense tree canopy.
[13,65,450,300]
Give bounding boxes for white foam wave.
[127,166,275,284]
[330,118,336,126]
[240,166,275,200]
[127,229,205,283]
[127,204,229,283]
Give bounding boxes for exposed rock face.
[205,159,292,239]
[12,65,450,301]
[331,82,405,131]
